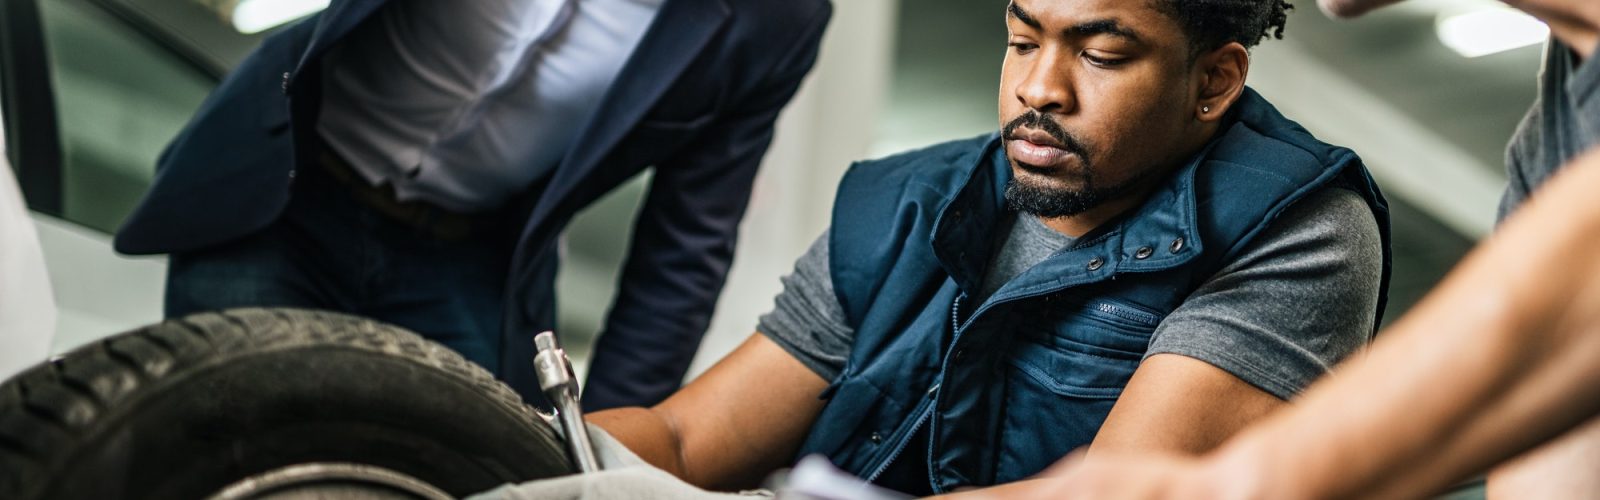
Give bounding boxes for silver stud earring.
[1202,106,1211,114]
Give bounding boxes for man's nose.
[1014,53,1075,115]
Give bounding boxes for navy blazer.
[115,0,833,409]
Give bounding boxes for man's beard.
[1004,175,1121,218]
[1001,110,1139,218]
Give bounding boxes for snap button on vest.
[1170,237,1186,253]
[1135,246,1154,259]
[1086,257,1105,271]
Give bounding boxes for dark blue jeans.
[165,162,518,374]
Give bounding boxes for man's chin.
[1005,176,1102,218]
[1011,162,1087,192]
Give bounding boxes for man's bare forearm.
[590,407,690,477]
[1200,149,1600,500]
[577,335,828,491]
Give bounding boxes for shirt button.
[287,169,296,180]
[870,432,884,444]
[281,72,292,94]
[1170,237,1186,253]
[1087,257,1105,271]
[1135,246,1154,259]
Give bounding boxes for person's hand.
[1317,0,1407,18]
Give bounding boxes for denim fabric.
[165,164,516,373]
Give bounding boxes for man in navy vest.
[112,0,831,410]
[552,0,1394,496]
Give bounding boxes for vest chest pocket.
[1008,298,1162,398]
[995,299,1164,483]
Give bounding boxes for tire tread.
[0,308,561,499]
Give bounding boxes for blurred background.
[3,0,1537,383]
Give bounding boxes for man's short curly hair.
[1156,0,1294,56]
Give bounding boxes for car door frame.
[0,0,64,215]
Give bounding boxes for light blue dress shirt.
[317,0,664,212]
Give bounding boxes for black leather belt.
[314,148,513,241]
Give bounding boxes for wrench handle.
[532,331,603,473]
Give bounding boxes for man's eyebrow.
[1007,2,1041,30]
[1066,19,1143,43]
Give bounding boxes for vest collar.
[930,131,1219,304]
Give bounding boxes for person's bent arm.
[1037,148,1600,500]
[1319,0,1599,58]
[1210,149,1600,499]
[588,333,829,491]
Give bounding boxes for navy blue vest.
[795,89,1391,493]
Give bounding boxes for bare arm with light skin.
[1318,0,1599,58]
[1487,416,1600,500]
[1209,149,1600,500]
[588,334,828,491]
[1028,148,1600,500]
[1322,2,1599,499]
[1476,3,1600,497]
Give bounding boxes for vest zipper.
[858,294,968,484]
[1093,301,1160,325]
[864,399,935,483]
[861,294,953,485]
[950,294,964,329]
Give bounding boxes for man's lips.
[1007,138,1074,168]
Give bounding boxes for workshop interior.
[0,0,1575,498]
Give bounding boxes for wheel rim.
[207,463,454,500]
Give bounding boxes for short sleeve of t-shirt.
[1143,187,1383,399]
[757,231,854,382]
[1501,38,1600,220]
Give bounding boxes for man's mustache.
[1002,111,1089,159]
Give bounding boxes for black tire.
[0,308,574,499]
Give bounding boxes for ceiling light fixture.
[1435,6,1549,58]
[232,0,329,34]
[205,0,329,34]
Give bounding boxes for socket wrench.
[532,331,602,473]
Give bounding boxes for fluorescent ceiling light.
[1389,0,1498,16]
[230,0,329,34]
[1435,7,1548,58]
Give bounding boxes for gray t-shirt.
[1501,39,1600,219]
[757,187,1382,400]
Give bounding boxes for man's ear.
[1194,42,1249,123]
